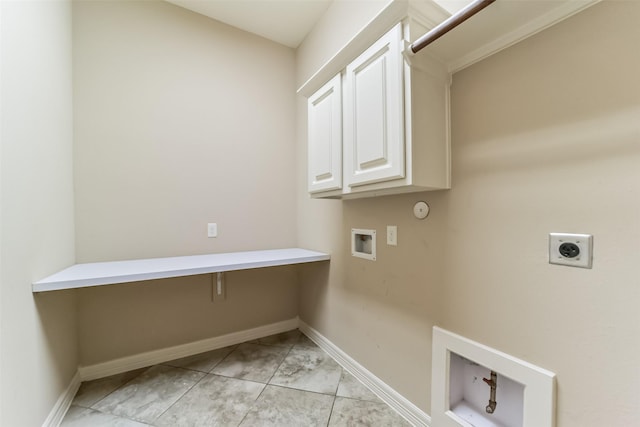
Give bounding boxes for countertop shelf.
[32,248,330,293]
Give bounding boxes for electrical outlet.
[549,233,593,268]
[207,223,218,238]
[387,225,397,246]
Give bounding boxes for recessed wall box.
[432,327,556,427]
[449,352,524,426]
[352,228,376,261]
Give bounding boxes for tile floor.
[61,330,412,426]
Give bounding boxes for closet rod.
[409,0,496,54]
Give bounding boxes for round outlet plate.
[414,201,430,219]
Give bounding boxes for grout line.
[265,383,338,398]
[201,371,269,385]
[332,367,343,396]
[298,324,423,426]
[67,329,399,426]
[150,366,208,424]
[326,395,338,427]
[150,343,244,423]
[235,331,300,427]
[236,381,268,426]
[205,344,238,374]
[263,336,299,386]
[86,366,150,411]
[237,331,303,426]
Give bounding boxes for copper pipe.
[482,370,498,414]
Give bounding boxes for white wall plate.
[432,327,556,427]
[549,233,593,269]
[352,228,376,261]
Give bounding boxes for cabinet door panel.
[345,23,404,187]
[308,74,342,193]
[354,54,387,168]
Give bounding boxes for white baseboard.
[41,371,81,427]
[79,317,299,381]
[298,320,431,427]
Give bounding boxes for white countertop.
[33,248,330,292]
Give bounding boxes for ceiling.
[165,0,334,48]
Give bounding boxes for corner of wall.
[0,0,79,424]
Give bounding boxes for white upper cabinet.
[344,23,404,188]
[308,74,342,193]
[299,0,599,199]
[305,20,451,199]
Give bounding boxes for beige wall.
[78,266,298,365]
[297,1,640,425]
[73,0,299,366]
[0,1,78,425]
[2,0,637,424]
[442,2,640,425]
[73,0,297,262]
[296,0,392,88]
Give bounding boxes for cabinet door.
[308,74,342,193]
[344,23,404,187]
